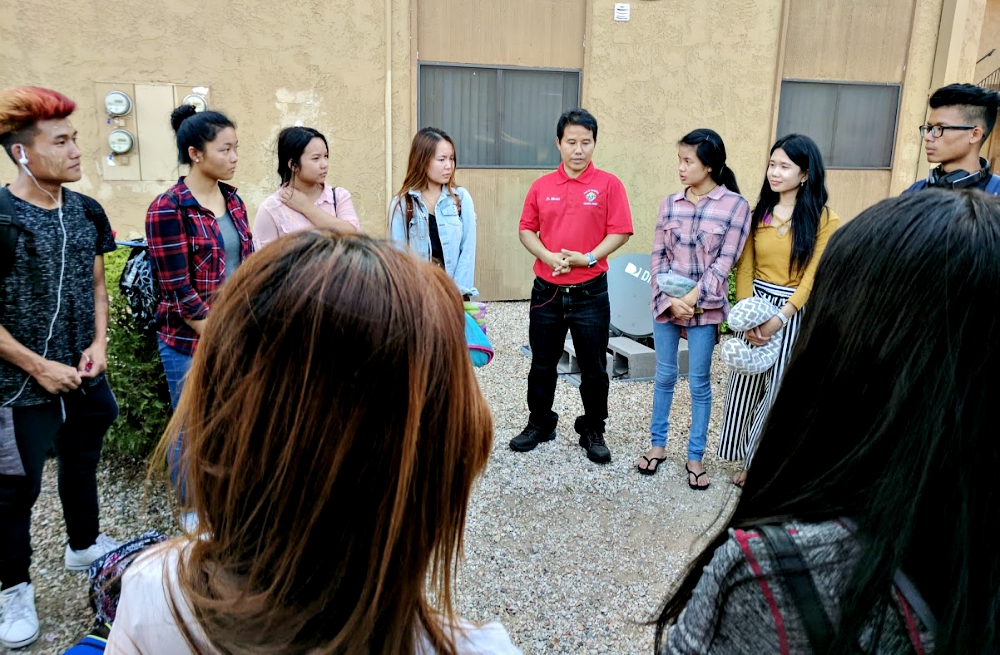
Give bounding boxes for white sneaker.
[0,582,39,649]
[64,533,121,571]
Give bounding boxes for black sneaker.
[509,424,556,452]
[575,417,611,463]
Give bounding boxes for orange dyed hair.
[0,86,76,158]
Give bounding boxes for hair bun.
[170,104,199,133]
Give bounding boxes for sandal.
[637,455,667,476]
[686,464,710,490]
[731,470,747,488]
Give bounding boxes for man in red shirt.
[511,109,633,463]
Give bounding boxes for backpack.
[87,530,168,625]
[0,186,107,299]
[118,240,160,336]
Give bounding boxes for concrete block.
[558,337,580,374]
[608,336,657,379]
[677,337,689,376]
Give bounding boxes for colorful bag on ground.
[88,530,169,625]
[464,309,494,367]
[464,301,488,332]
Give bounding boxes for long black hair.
[751,134,828,275]
[276,126,328,186]
[656,190,1000,653]
[678,129,740,194]
[170,105,236,165]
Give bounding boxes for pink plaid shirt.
[650,185,751,326]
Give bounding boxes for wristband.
[775,312,789,326]
[586,252,597,268]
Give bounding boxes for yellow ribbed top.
[735,207,840,310]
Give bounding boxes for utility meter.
[104,91,133,117]
[183,93,208,112]
[108,129,135,154]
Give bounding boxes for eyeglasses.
[919,124,976,138]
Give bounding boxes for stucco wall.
[958,0,990,81]
[0,0,392,238]
[582,0,784,255]
[974,0,1000,82]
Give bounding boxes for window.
[777,81,901,169]
[418,64,582,168]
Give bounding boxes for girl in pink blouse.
[253,126,361,249]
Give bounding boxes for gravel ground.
[18,300,740,654]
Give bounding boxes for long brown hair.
[152,231,493,654]
[391,127,460,242]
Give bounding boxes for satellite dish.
[607,253,653,338]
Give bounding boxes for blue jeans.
[527,274,610,433]
[649,321,716,460]
[157,340,192,502]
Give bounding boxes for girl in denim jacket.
[389,128,478,299]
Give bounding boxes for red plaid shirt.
[145,179,253,355]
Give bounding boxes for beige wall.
[974,0,1000,81]
[583,0,784,259]
[0,0,395,239]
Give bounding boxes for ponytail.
[715,163,740,195]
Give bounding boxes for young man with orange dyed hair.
[0,86,120,649]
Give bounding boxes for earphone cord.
[1,161,68,409]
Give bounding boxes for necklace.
[768,208,792,237]
[687,184,718,204]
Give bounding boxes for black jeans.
[0,377,118,588]
[527,274,610,433]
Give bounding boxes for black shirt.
[427,213,445,268]
[0,192,116,406]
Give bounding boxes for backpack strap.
[0,187,19,283]
[0,187,43,295]
[66,189,110,247]
[758,524,837,654]
[331,186,338,215]
[986,174,1000,196]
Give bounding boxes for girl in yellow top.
[718,134,840,487]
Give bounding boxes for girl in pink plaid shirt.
[637,129,751,488]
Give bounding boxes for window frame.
[417,61,583,170]
[778,79,903,171]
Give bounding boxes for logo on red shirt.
[583,189,600,206]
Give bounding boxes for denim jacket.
[389,185,478,297]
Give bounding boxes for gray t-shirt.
[0,191,116,406]
[215,209,242,280]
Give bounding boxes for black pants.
[0,377,118,588]
[527,274,611,433]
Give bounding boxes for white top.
[105,543,521,655]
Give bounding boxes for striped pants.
[717,279,803,468]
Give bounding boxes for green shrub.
[104,247,170,457]
[721,269,737,334]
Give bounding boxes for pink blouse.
[253,184,361,249]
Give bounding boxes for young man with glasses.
[905,83,1000,194]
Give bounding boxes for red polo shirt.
[519,162,633,285]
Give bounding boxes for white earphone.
[17,145,29,166]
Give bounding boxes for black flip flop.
[686,464,710,490]
[637,455,666,476]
